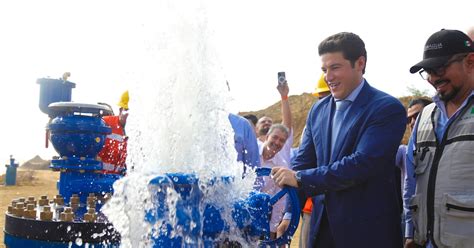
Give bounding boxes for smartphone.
[278,72,286,84]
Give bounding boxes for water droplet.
[75,238,83,246]
[67,225,71,232]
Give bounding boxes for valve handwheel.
[255,167,301,247]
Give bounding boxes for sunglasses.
[419,54,468,80]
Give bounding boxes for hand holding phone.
[277,72,289,98]
[278,72,286,85]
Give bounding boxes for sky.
[0,0,472,168]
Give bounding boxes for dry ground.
[0,170,301,247]
[0,169,59,248]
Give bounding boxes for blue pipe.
[147,167,301,247]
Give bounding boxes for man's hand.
[277,82,289,98]
[276,219,290,238]
[404,238,417,248]
[272,167,298,188]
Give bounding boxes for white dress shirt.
[258,129,293,233]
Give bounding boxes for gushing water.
[102,2,257,247]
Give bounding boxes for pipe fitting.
[7,205,13,214]
[84,208,97,223]
[24,204,37,219]
[60,207,74,222]
[38,195,49,206]
[14,202,25,217]
[40,206,53,221]
[27,196,37,206]
[54,195,64,205]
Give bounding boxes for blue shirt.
[332,79,366,111]
[331,79,365,150]
[228,113,260,168]
[404,91,474,243]
[396,144,407,218]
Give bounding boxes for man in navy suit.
[272,32,406,248]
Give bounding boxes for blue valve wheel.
[255,167,301,247]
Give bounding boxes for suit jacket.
[292,81,406,248]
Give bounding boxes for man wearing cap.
[405,29,474,248]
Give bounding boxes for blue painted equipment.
[3,78,120,247]
[4,76,301,247]
[4,213,120,247]
[4,156,19,186]
[48,112,110,158]
[147,167,301,247]
[37,78,76,117]
[38,80,115,203]
[47,102,116,203]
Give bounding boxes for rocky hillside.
[241,93,422,147]
[21,155,50,170]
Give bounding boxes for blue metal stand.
[5,156,19,186]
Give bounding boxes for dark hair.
[408,98,432,108]
[243,114,258,126]
[318,32,367,74]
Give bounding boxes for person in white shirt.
[258,80,293,238]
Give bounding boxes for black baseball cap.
[410,29,473,73]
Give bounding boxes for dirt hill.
[241,93,424,147]
[20,155,50,170]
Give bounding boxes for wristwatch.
[295,171,302,187]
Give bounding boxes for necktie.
[331,100,350,152]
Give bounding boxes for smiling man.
[271,32,406,248]
[404,29,474,248]
[256,116,274,142]
[258,81,293,238]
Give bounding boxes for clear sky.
[0,0,472,167]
